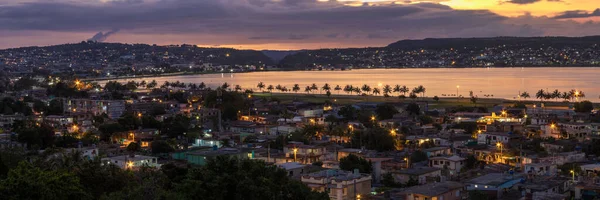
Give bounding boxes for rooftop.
[107,155,157,161]
[402,181,464,197]
[396,167,440,176]
[467,173,522,186]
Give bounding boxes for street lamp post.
[570,170,575,182]
[456,85,460,102]
[293,148,298,162]
[496,142,503,163]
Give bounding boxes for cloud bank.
[0,0,599,50]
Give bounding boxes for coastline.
[82,66,600,82]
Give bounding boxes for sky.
[1,0,599,50]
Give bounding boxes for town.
[0,75,599,200]
[3,37,600,80]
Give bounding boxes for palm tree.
[344,85,353,95]
[562,92,571,101]
[400,85,409,96]
[393,84,401,95]
[520,91,530,100]
[234,85,242,92]
[383,85,392,97]
[199,82,206,90]
[292,84,300,93]
[353,87,361,95]
[361,84,371,95]
[310,83,318,94]
[552,89,560,101]
[334,85,342,94]
[257,82,265,91]
[275,84,282,92]
[416,85,426,98]
[373,88,381,96]
[536,89,545,102]
[322,83,331,93]
[267,85,274,93]
[305,86,311,94]
[221,82,230,90]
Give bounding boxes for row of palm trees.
[519,89,586,102]
[256,82,427,97]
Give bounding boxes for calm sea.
[99,67,600,101]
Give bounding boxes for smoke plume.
[87,29,119,42]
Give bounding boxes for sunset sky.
[1,0,599,50]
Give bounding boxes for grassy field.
[250,92,582,109]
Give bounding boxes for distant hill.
[386,36,600,49]
[261,50,299,62]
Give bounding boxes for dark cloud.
[554,8,600,19]
[0,0,599,49]
[505,0,541,4]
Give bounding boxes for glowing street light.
[456,85,460,102]
[127,161,134,169]
[570,170,575,182]
[496,142,503,162]
[293,148,298,162]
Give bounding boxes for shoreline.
[83,66,600,82]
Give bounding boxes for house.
[429,155,466,176]
[276,162,308,179]
[337,148,365,161]
[465,173,523,199]
[401,181,464,200]
[182,148,245,165]
[392,167,441,185]
[301,169,371,200]
[284,144,327,164]
[423,147,451,157]
[63,99,125,119]
[477,132,519,145]
[102,155,160,169]
[523,163,558,176]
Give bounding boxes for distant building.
[401,181,464,200]
[429,155,466,175]
[391,167,441,185]
[465,173,523,199]
[102,155,160,169]
[301,169,371,200]
[63,99,125,119]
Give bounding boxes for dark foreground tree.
[339,154,372,174]
[174,156,329,200]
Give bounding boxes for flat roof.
[402,181,464,197]
[396,167,440,176]
[107,155,157,161]
[467,173,521,186]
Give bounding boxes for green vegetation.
[339,154,372,174]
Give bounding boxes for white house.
[102,155,160,169]
[429,155,466,175]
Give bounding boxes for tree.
[292,84,300,93]
[433,96,439,101]
[127,142,141,153]
[375,104,399,120]
[373,88,381,96]
[175,156,329,200]
[338,105,358,120]
[257,82,265,91]
[536,89,546,102]
[322,83,331,93]
[304,86,311,94]
[361,84,371,95]
[234,85,242,92]
[410,150,428,163]
[406,103,420,116]
[334,85,342,94]
[267,85,274,93]
[574,101,594,113]
[470,96,478,105]
[382,173,398,187]
[310,83,318,94]
[339,154,372,173]
[151,140,175,154]
[383,85,392,96]
[520,91,530,100]
[0,162,90,200]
